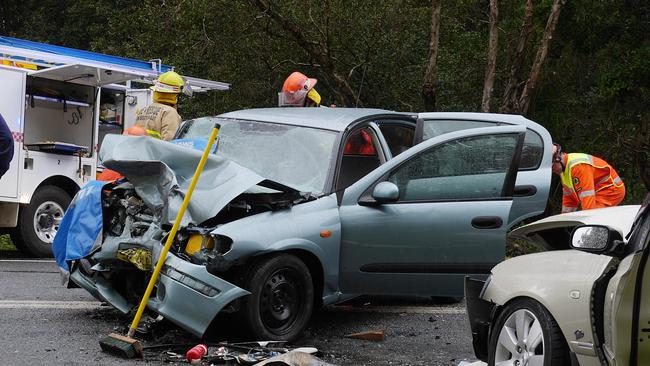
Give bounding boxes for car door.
[601,200,650,365]
[416,113,553,227]
[338,125,526,297]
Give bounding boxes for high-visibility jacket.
[134,102,181,141]
[561,153,625,212]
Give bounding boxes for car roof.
[217,109,539,132]
[419,112,535,125]
[218,107,404,132]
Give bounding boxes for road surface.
[0,257,476,366]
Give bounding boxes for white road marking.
[0,300,103,310]
[327,305,466,314]
[0,300,464,314]
[0,259,56,263]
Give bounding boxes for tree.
[518,0,567,114]
[480,0,498,112]
[249,0,359,106]
[422,0,442,111]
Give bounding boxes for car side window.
[388,134,519,201]
[378,124,415,157]
[337,127,382,191]
[422,120,543,170]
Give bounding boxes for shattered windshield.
[178,117,337,193]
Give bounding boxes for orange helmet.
[123,126,147,136]
[282,72,317,93]
[279,72,319,106]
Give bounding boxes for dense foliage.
[2,0,648,206]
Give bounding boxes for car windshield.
[178,117,337,193]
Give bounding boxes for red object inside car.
[344,130,376,156]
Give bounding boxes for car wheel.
[488,298,570,366]
[240,254,314,341]
[12,186,71,258]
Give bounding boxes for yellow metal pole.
[127,124,220,338]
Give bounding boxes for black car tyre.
[488,298,570,366]
[11,185,71,258]
[240,254,314,341]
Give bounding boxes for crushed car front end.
[59,128,339,338]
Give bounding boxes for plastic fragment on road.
[457,361,487,366]
[344,330,385,342]
[186,343,208,361]
[252,350,338,366]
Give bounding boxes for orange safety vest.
[561,153,624,212]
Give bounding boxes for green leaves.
[2,0,647,199]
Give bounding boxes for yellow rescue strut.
[127,123,220,337]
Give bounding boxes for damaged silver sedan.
[56,108,553,341]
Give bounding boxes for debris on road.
[186,343,208,361]
[252,350,337,366]
[344,330,385,342]
[457,361,486,366]
[140,341,327,365]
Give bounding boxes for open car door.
[415,113,553,227]
[601,198,650,365]
[338,125,526,297]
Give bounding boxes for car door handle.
[471,216,503,229]
[513,184,537,197]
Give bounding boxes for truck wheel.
[240,254,314,341]
[13,186,71,258]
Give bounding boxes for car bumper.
[70,252,250,338]
[464,276,495,362]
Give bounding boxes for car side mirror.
[371,181,400,203]
[571,225,624,256]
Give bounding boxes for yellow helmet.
[307,88,321,106]
[151,71,184,93]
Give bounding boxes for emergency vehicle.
[0,36,229,257]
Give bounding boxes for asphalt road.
[0,258,476,366]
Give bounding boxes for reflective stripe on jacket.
[561,153,624,211]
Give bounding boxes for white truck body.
[0,37,229,256]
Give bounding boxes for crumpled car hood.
[508,205,640,250]
[100,134,270,225]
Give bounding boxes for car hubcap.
[260,269,302,333]
[495,309,544,366]
[33,201,64,244]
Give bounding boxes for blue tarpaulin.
[52,180,107,273]
[171,138,217,153]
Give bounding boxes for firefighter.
[0,113,14,179]
[134,71,184,141]
[552,143,625,213]
[278,71,322,107]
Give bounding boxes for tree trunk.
[518,0,566,115]
[634,117,650,191]
[250,0,359,106]
[422,0,442,112]
[481,0,499,112]
[499,0,533,113]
